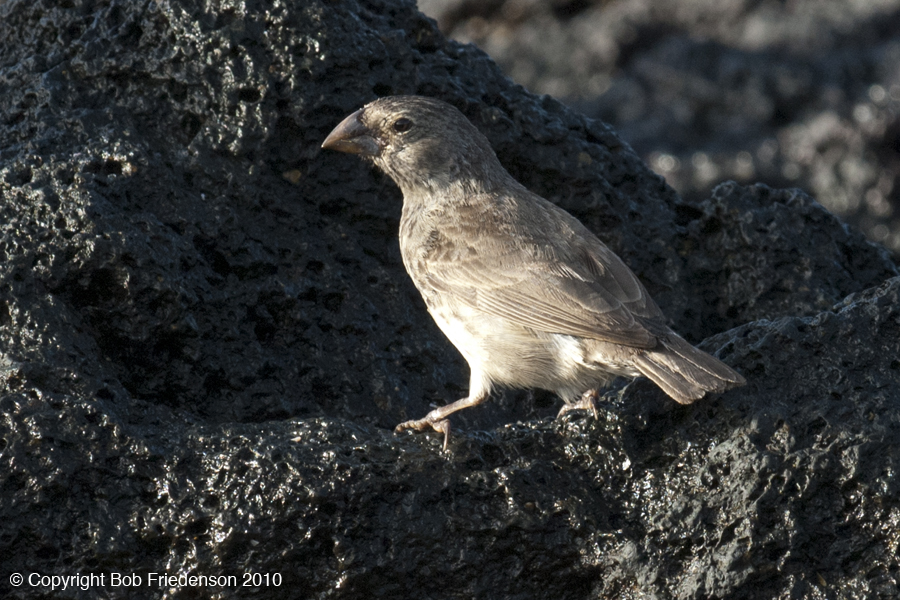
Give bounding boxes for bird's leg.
[395,389,489,451]
[557,388,599,420]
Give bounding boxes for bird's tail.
[632,333,745,404]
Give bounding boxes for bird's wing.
[419,196,667,348]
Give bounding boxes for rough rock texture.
[0,0,898,599]
[420,0,900,254]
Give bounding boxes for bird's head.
[322,96,508,196]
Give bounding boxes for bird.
[322,95,745,450]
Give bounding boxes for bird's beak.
[321,109,382,156]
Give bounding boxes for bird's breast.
[425,297,603,394]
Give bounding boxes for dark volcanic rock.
[420,0,900,255]
[0,0,898,599]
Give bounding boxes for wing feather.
[417,191,667,349]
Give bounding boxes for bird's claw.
[557,389,599,420]
[395,417,452,451]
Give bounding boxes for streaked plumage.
[323,96,745,449]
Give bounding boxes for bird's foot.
[557,389,599,420]
[395,415,452,452]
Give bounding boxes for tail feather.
[633,333,745,404]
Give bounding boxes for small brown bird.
[322,96,745,449]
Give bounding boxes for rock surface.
[0,0,898,598]
[420,0,900,254]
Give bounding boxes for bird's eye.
[392,117,413,133]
